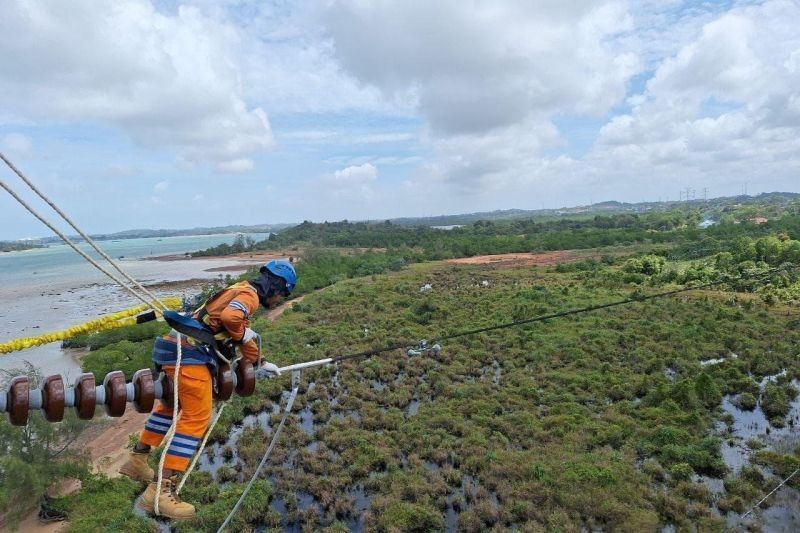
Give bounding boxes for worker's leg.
[139,364,212,519]
[138,402,175,449]
[120,381,174,482]
[161,364,213,473]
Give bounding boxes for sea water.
[0,233,269,376]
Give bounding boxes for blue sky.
[1,0,799,239]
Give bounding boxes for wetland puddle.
[203,375,490,531]
[705,373,800,529]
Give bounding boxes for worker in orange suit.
[118,260,297,520]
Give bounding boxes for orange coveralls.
[139,281,261,471]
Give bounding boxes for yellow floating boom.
[0,297,182,355]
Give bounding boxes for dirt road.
[446,250,586,268]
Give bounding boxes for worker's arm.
[219,298,261,364]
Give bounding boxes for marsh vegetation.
[3,200,800,531]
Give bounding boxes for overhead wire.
[3,148,796,525]
[742,468,800,519]
[216,383,299,532]
[331,265,794,364]
[218,264,796,528]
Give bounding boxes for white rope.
[742,467,799,518]
[0,152,167,311]
[0,176,157,310]
[176,401,227,494]
[154,332,183,516]
[178,337,264,493]
[217,384,299,532]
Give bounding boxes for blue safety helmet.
[260,259,297,295]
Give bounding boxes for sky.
[1,0,799,239]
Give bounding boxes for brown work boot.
[139,477,196,520]
[119,450,154,482]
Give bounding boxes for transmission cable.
[217,265,795,529]
[332,266,793,364]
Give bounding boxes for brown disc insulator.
[235,360,256,397]
[214,362,234,401]
[160,372,175,408]
[42,375,65,423]
[74,373,96,420]
[103,371,127,417]
[132,369,155,413]
[8,376,29,426]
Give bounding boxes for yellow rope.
[0,297,182,354]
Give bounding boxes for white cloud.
[3,0,799,238]
[322,1,638,135]
[216,158,255,174]
[0,133,33,158]
[0,1,272,169]
[320,0,640,192]
[278,129,415,144]
[589,0,800,192]
[279,130,338,141]
[317,163,378,201]
[318,0,800,203]
[332,163,378,185]
[103,164,140,179]
[153,180,169,193]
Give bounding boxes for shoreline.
[145,251,297,262]
[0,255,268,376]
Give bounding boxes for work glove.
[241,327,258,344]
[256,361,282,379]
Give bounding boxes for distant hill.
[39,223,294,244]
[25,191,800,244]
[0,240,45,252]
[378,192,800,227]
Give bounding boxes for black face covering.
[249,273,288,308]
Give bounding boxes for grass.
[47,255,800,531]
[47,474,155,532]
[189,260,798,530]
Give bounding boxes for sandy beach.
[0,254,266,377]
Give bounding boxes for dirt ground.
[445,250,588,268]
[152,248,385,263]
[142,278,212,291]
[16,296,304,531]
[151,251,299,263]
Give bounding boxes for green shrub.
[762,382,796,419]
[623,255,666,275]
[737,393,757,411]
[669,463,694,481]
[374,501,444,532]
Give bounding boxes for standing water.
[0,233,269,376]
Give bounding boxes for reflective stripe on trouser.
[139,364,212,472]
